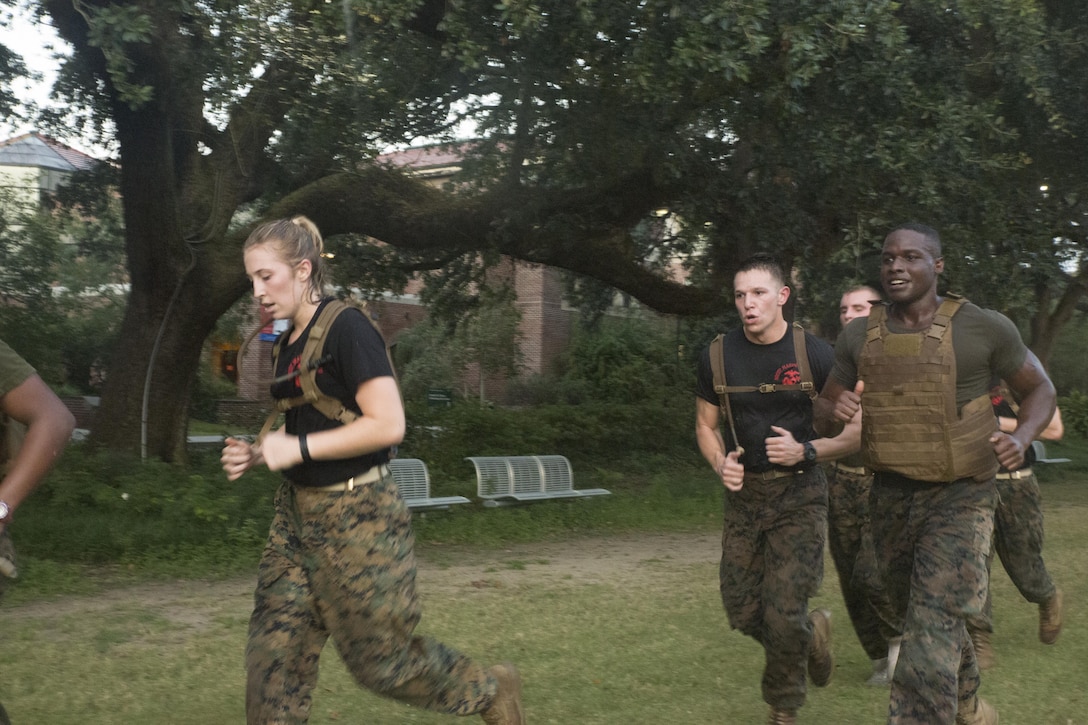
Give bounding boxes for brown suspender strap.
[709,334,744,455]
[790,323,817,400]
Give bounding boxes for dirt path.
[0,531,721,627]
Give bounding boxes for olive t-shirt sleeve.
[0,340,35,397]
[829,318,865,389]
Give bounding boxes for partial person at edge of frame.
[1,337,77,725]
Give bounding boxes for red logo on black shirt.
[288,356,302,390]
[776,363,801,386]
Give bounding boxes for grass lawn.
[1,441,1087,723]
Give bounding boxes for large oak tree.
[12,0,1086,459]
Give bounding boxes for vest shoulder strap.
[866,304,886,343]
[927,294,967,341]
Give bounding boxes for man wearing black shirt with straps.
[695,254,859,725]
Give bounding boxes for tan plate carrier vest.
[709,323,816,454]
[860,294,998,482]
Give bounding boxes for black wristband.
[299,433,312,463]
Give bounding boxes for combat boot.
[768,707,797,725]
[480,663,525,725]
[1039,588,1063,645]
[969,628,995,670]
[807,609,833,687]
[955,696,998,725]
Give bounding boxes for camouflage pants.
[871,473,996,725]
[826,464,900,661]
[247,473,497,724]
[966,471,1056,634]
[719,467,828,711]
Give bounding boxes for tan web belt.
[302,464,389,492]
[994,468,1032,481]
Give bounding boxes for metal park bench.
[387,458,471,511]
[1032,440,1071,464]
[465,455,611,507]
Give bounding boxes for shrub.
[15,445,276,567]
[399,397,699,494]
[1058,390,1088,438]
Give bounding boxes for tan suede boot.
[1039,588,1063,645]
[955,696,998,725]
[807,609,833,687]
[969,628,996,670]
[480,663,526,725]
[768,707,798,725]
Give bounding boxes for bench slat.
[388,458,470,511]
[466,455,611,505]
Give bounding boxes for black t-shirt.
[696,327,835,472]
[270,298,395,487]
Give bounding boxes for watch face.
[804,444,817,462]
[0,501,8,520]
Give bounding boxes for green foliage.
[394,287,522,403]
[0,35,29,119]
[0,209,70,382]
[190,358,241,423]
[0,170,127,392]
[500,314,694,407]
[14,445,275,569]
[557,317,689,403]
[1044,311,1088,397]
[80,3,155,107]
[1057,391,1088,439]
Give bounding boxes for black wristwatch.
[802,441,817,464]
